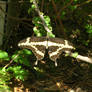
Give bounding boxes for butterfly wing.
[18,37,46,64]
[48,37,74,66]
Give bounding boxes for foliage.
[7,66,29,81]
[0,49,32,89]
[0,50,9,60]
[0,48,46,90]
[11,49,32,67]
[0,0,92,91]
[0,68,11,91]
[29,0,55,37]
[71,52,78,58]
[85,24,92,36]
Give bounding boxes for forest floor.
[11,57,92,92]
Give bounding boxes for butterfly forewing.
[18,37,47,61]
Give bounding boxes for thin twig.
[65,51,92,64]
[41,0,44,12]
[33,0,51,33]
[3,54,19,69]
[75,0,92,7]
[57,0,73,17]
[32,0,92,64]
[51,0,67,38]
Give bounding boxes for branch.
[51,0,67,38]
[57,0,73,17]
[3,54,19,69]
[32,0,92,64]
[0,6,32,22]
[75,0,92,7]
[65,51,92,64]
[41,0,44,12]
[76,55,92,64]
[33,0,51,33]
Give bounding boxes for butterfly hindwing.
[48,46,63,61]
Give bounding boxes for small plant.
[29,0,55,38]
[11,49,32,67]
[0,49,31,90]
[7,66,29,81]
[0,68,11,91]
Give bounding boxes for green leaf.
[87,29,92,33]
[7,66,28,81]
[33,27,42,37]
[30,0,33,3]
[28,8,32,14]
[0,50,9,60]
[22,49,32,55]
[83,40,89,46]
[69,5,77,11]
[12,49,32,63]
[60,11,66,19]
[11,54,19,62]
[72,52,78,58]
[19,57,31,67]
[65,53,69,57]
[74,0,78,2]
[47,32,55,37]
[31,4,36,9]
[34,67,44,73]
[12,54,30,66]
[44,16,50,24]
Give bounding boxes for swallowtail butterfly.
[18,37,74,66]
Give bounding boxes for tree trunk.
[4,0,20,49]
[0,1,6,46]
